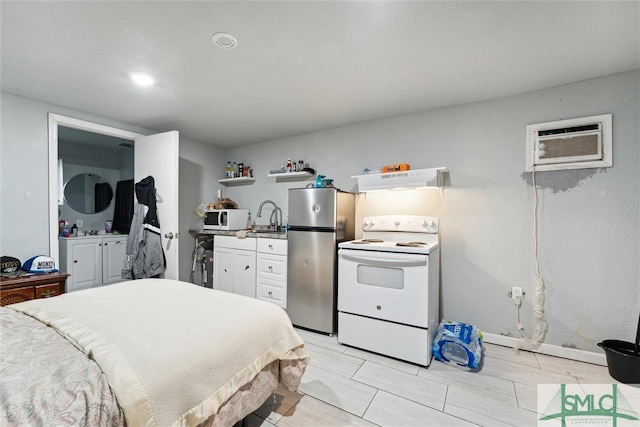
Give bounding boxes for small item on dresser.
[71,224,78,237]
[22,255,58,274]
[105,221,113,233]
[1,256,23,278]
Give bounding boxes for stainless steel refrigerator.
[287,187,355,335]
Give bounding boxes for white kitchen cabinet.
[256,238,287,308]
[213,235,256,298]
[59,235,127,292]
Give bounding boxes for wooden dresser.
[0,272,69,306]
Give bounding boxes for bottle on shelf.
[232,161,237,178]
[286,159,292,173]
[225,161,233,178]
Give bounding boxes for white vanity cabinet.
[59,235,127,292]
[256,238,287,308]
[213,236,256,298]
[101,236,128,283]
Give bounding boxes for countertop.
[190,229,287,240]
[59,233,127,239]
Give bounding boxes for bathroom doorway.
[48,114,142,264]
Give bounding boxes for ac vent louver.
[526,114,612,172]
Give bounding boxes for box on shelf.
[382,163,410,173]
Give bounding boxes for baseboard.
[482,332,607,366]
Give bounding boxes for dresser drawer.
[35,283,64,299]
[0,287,35,306]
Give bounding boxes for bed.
[0,279,309,427]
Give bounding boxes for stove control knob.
[422,219,436,229]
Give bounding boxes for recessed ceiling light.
[129,72,155,87]
[212,32,237,49]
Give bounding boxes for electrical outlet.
[77,219,83,228]
[511,286,523,303]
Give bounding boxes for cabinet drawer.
[35,283,63,299]
[258,279,286,308]
[257,254,287,280]
[0,287,35,306]
[215,235,256,251]
[257,238,287,255]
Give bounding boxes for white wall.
[0,92,223,283]
[224,71,639,353]
[2,71,637,353]
[178,140,224,281]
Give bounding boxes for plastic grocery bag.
[433,320,483,371]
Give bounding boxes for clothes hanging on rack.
[122,176,166,279]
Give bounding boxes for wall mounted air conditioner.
[526,114,612,172]
[352,167,447,192]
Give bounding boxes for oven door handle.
[340,253,427,267]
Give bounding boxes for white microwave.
[203,209,249,230]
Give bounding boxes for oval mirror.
[64,173,113,214]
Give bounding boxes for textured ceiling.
[2,1,638,148]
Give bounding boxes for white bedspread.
[9,279,308,427]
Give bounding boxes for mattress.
[0,279,309,426]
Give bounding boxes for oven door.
[338,248,430,327]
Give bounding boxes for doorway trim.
[48,113,143,264]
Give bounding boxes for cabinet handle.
[268,244,273,249]
[244,265,250,270]
[268,291,273,297]
[74,260,78,263]
[268,265,273,271]
[224,268,228,273]
[40,290,57,298]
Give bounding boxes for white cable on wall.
[516,167,549,350]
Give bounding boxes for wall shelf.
[218,177,256,186]
[267,171,314,182]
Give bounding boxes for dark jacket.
[122,176,166,279]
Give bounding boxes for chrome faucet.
[257,200,282,231]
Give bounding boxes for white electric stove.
[337,215,440,366]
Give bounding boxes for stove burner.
[396,241,427,247]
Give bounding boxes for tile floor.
[243,328,630,427]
